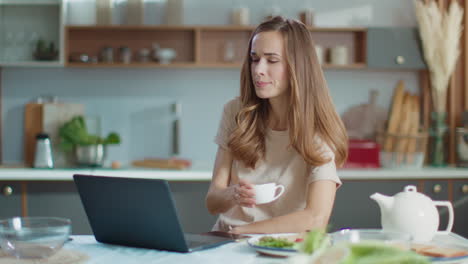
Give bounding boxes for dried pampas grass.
[414,0,463,113]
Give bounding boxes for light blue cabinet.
[367,27,427,70]
[0,182,22,219]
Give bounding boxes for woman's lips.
[255,81,271,88]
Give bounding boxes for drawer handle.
[462,184,468,194]
[2,186,13,196]
[395,55,405,65]
[433,184,442,193]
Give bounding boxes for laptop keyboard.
[185,234,214,248]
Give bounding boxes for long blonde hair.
[228,16,348,169]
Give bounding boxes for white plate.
[247,233,300,258]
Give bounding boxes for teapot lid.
[403,185,417,193]
[396,185,432,203]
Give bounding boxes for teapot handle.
[434,201,454,234]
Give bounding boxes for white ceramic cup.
[315,45,324,64]
[331,45,348,65]
[253,183,285,204]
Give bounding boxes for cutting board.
[341,90,387,140]
[24,103,84,167]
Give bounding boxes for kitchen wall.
[2,0,420,166]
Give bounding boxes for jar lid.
[36,133,50,139]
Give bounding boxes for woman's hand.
[231,179,256,208]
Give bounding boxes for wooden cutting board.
[24,103,84,167]
[341,90,387,140]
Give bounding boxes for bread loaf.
[412,244,468,258]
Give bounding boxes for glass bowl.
[330,229,412,250]
[0,217,71,259]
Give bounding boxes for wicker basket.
[376,130,428,168]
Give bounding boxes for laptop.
[73,174,237,252]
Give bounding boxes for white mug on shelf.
[314,45,324,65]
[253,183,285,204]
[331,45,348,65]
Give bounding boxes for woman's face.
[250,31,289,100]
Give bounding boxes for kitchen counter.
[0,167,467,181]
[26,233,468,264]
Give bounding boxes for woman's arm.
[230,180,337,234]
[205,146,256,215]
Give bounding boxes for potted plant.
[59,116,120,167]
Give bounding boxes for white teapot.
[370,185,454,242]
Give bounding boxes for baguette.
[384,80,406,152]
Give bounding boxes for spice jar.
[119,46,132,64]
[101,46,114,63]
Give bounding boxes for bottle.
[299,8,314,26]
[33,133,54,169]
[166,0,184,25]
[126,0,144,25]
[231,7,249,25]
[96,0,113,25]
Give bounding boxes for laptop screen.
[73,174,190,252]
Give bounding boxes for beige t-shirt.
[212,97,342,231]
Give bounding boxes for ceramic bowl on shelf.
[156,48,176,64]
[0,217,71,259]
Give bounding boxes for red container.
[342,140,380,168]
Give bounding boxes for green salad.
[257,236,295,249]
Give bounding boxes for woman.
[205,16,348,234]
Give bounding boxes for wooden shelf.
[322,63,367,70]
[0,0,60,5]
[67,62,197,68]
[67,62,367,70]
[64,25,367,69]
[0,61,62,67]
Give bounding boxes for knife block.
[24,103,84,167]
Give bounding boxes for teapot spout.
[370,192,394,212]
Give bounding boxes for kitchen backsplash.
[2,68,418,166]
[2,0,420,166]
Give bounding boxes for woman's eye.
[269,60,279,63]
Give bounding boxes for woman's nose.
[254,61,266,76]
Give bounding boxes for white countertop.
[0,167,467,181]
[46,233,468,264]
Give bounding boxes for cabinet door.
[0,182,22,219]
[367,28,426,69]
[423,180,450,232]
[453,180,468,238]
[329,180,419,232]
[27,181,91,235]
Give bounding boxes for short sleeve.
[308,143,342,188]
[214,98,241,150]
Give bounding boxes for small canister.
[331,45,348,65]
[119,46,132,64]
[101,46,114,63]
[33,133,54,169]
